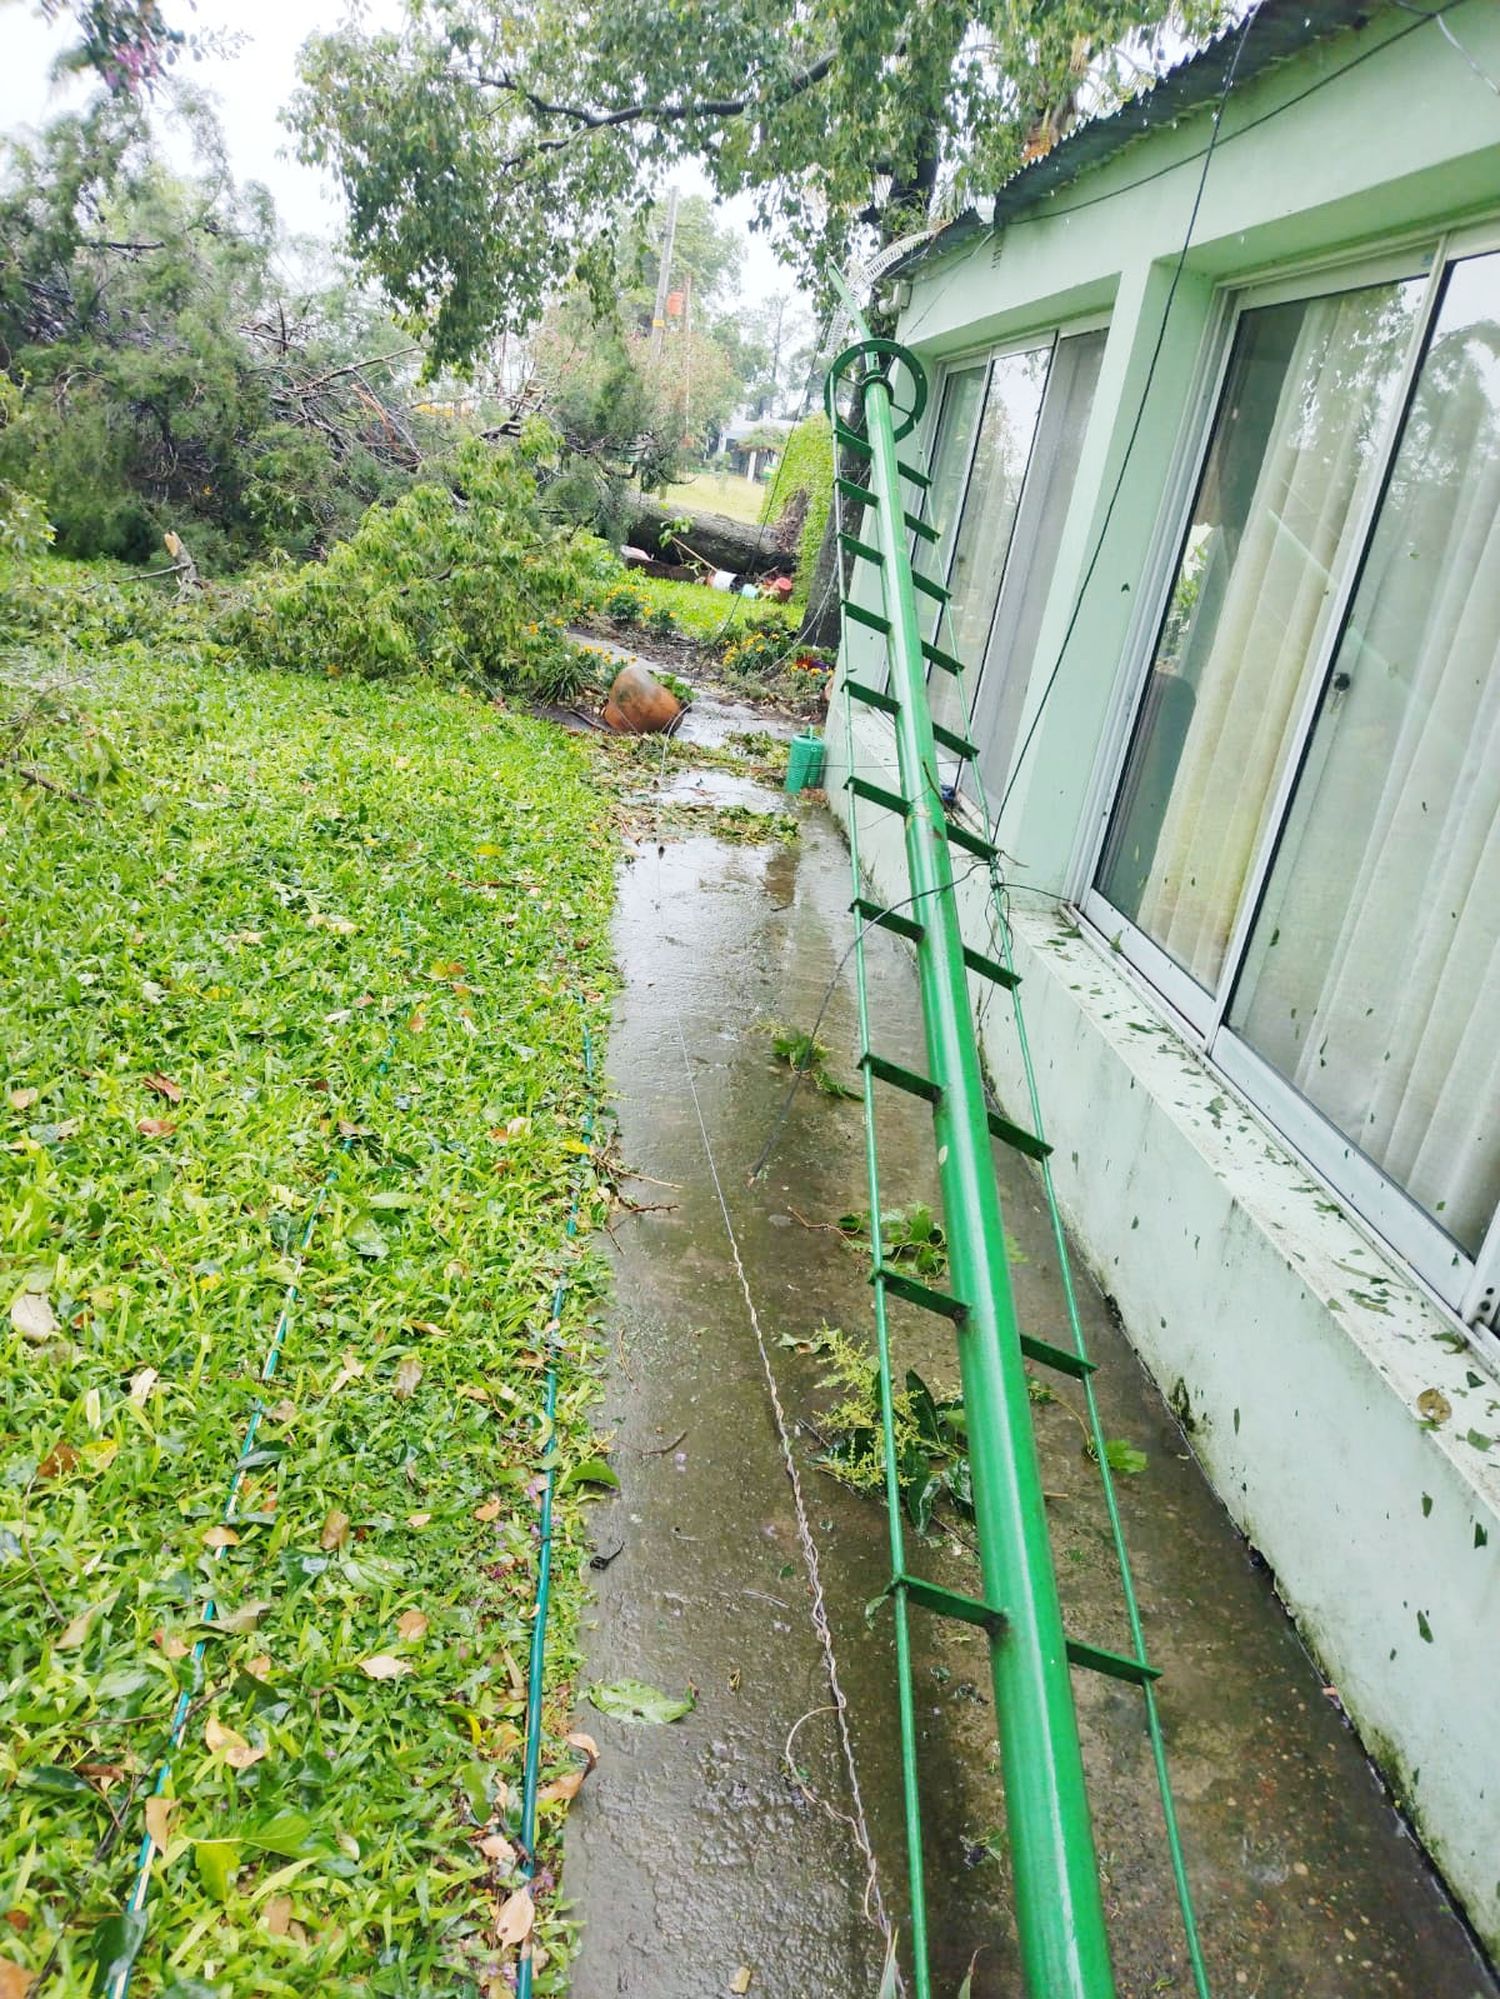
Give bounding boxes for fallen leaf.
[1417,1387,1452,1426]
[477,1831,517,1865]
[406,1512,433,1529]
[587,1680,694,1724]
[566,1730,600,1763]
[392,1355,423,1400]
[11,1292,56,1342]
[37,1441,78,1480]
[128,1367,159,1404]
[359,1654,412,1681]
[328,1354,364,1395]
[537,1768,585,1806]
[396,1609,429,1642]
[407,1010,427,1034]
[730,1970,754,1995]
[320,1509,351,1552]
[144,1796,181,1848]
[8,1088,39,1111]
[203,1526,240,1550]
[0,1961,35,1998]
[495,1886,534,1947]
[142,1073,183,1103]
[137,1117,177,1138]
[473,1495,503,1523]
[264,1894,293,1936]
[154,1629,190,1660]
[245,1654,272,1680]
[409,1319,447,1338]
[204,1716,266,1769]
[212,1600,270,1634]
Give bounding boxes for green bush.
[648,603,678,639]
[605,584,644,625]
[222,431,601,695]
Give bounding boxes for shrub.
[605,585,643,625]
[222,430,600,695]
[647,604,677,639]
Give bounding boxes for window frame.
[919,313,1110,807]
[1077,226,1500,1332]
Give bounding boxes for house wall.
[826,0,1500,1955]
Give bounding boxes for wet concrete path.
[564,679,1498,1999]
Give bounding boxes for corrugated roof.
[891,0,1390,276]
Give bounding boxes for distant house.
[831,0,1500,1957]
[720,419,791,483]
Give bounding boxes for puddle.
[563,667,1498,1999]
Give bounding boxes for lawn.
[595,571,798,644]
[658,470,769,524]
[0,588,617,1995]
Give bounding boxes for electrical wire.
[515,1026,597,1999]
[986,4,1255,838]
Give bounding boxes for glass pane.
[1097,279,1424,991]
[914,366,986,602]
[930,343,1053,750]
[1232,252,1500,1256]
[946,344,1052,662]
[970,330,1106,803]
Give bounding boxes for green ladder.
[824,295,1210,1999]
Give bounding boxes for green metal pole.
[859,368,1117,1999]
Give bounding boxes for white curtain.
[1237,302,1500,1254]
[1139,294,1397,987]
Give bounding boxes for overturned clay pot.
[603,662,683,735]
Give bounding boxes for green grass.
[658,471,770,524]
[596,570,798,645]
[0,609,617,1993]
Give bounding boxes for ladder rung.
[875,1265,967,1323]
[836,475,877,508]
[988,1108,1053,1163]
[912,571,948,605]
[834,422,871,457]
[845,679,899,719]
[839,532,884,568]
[899,460,932,491]
[862,1052,941,1105]
[962,945,1020,992]
[894,1574,1004,1635]
[852,896,924,945]
[945,817,998,863]
[1066,1638,1161,1686]
[848,776,910,819]
[1019,1331,1095,1379]
[931,719,978,761]
[906,514,940,545]
[844,601,891,637]
[922,640,964,677]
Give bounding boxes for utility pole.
[649,185,679,362]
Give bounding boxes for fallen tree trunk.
[620,495,784,577]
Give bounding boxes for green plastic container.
[785,732,826,793]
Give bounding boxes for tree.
[290,0,1232,373]
[0,100,441,566]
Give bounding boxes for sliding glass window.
[1091,242,1500,1325]
[922,331,1104,792]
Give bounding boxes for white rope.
[671,1013,899,1969]
[645,721,901,1985]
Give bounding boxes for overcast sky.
[0,0,799,308]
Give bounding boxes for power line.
[988,4,1255,834]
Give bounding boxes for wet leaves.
[588,1680,695,1724]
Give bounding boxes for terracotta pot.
[603,662,683,735]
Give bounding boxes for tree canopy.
[290,0,1231,371]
